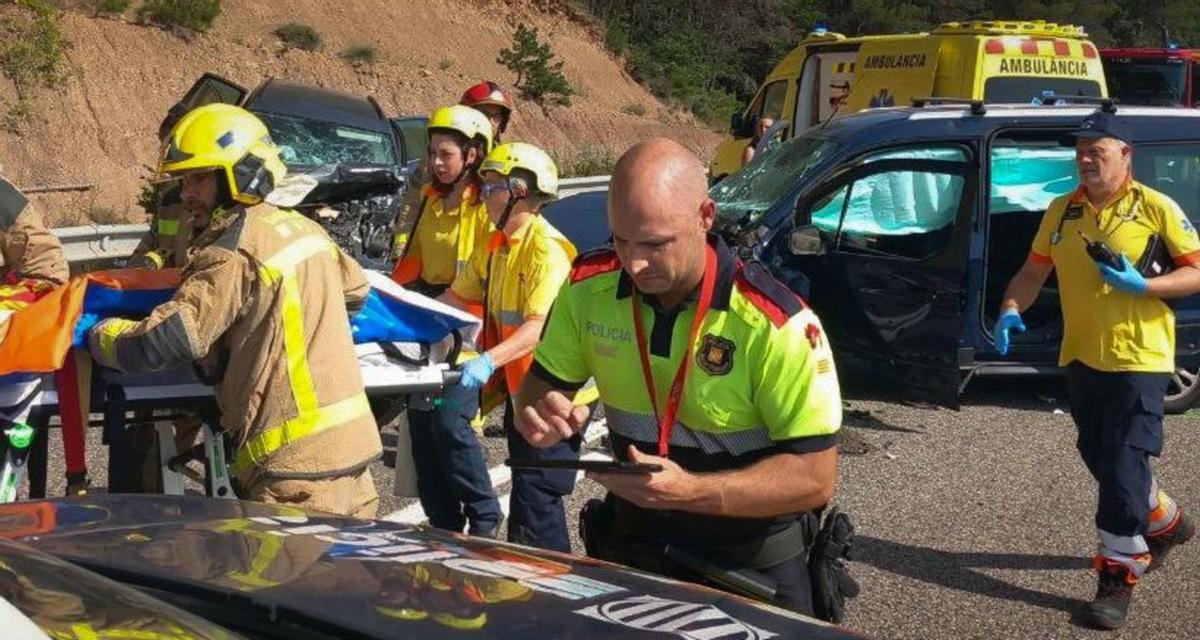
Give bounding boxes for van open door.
[776,143,977,407]
[176,73,247,112]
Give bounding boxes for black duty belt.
[611,496,811,570]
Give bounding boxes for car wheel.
[1165,363,1200,414]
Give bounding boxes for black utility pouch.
[1135,234,1175,279]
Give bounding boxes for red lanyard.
[631,242,718,456]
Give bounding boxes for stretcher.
[0,270,481,503]
[0,339,469,503]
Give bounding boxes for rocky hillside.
[0,0,722,225]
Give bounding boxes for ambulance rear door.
[794,48,860,129]
[975,35,1105,103]
[843,37,940,112]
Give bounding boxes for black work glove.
[808,506,859,623]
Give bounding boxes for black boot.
[1148,510,1196,572]
[1082,560,1136,630]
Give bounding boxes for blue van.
[712,104,1200,410]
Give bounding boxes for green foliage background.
[580,0,1200,125]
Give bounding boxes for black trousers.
[1066,362,1169,542]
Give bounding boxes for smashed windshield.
[711,134,837,228]
[259,112,396,167]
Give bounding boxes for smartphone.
[504,458,663,475]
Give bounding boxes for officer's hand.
[992,308,1026,356]
[587,446,697,511]
[459,353,494,389]
[516,390,590,448]
[1099,254,1149,295]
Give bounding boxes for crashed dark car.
[712,104,1200,410]
[0,495,868,639]
[169,74,410,271]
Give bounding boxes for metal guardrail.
[52,176,612,264]
[54,224,147,264]
[558,174,610,196]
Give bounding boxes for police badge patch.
[696,334,735,375]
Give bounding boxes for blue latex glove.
[993,309,1026,356]
[459,353,495,389]
[1099,254,1148,295]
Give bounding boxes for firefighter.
[442,142,577,551]
[393,82,515,257]
[129,104,199,271]
[996,111,1200,630]
[514,138,844,615]
[87,104,382,518]
[0,177,68,288]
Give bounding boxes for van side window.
[1134,143,1200,221]
[757,80,788,121]
[989,144,1077,215]
[807,146,968,260]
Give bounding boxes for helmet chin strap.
[495,179,528,233]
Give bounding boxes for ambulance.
[710,20,1108,181]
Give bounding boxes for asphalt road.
[34,377,1200,639]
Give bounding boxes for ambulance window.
[759,80,788,120]
[983,77,1101,103]
[1133,143,1200,220]
[989,142,1077,215]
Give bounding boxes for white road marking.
[380,418,608,525]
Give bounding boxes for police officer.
[514,138,843,614]
[996,111,1200,630]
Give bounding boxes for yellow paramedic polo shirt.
[532,236,842,469]
[1030,180,1200,372]
[450,215,576,394]
[397,185,492,286]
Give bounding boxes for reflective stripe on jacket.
[90,203,381,482]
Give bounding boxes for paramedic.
[393,105,502,537]
[393,82,515,256]
[443,142,577,551]
[995,111,1200,630]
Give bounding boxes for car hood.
[0,496,867,639]
[0,535,242,639]
[267,163,404,208]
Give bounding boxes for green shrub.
[0,0,68,130]
[620,102,646,117]
[497,23,575,107]
[93,0,131,15]
[273,22,320,51]
[138,0,221,33]
[341,43,376,64]
[557,146,618,178]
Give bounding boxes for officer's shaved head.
[608,138,715,304]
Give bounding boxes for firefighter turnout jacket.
[0,206,68,286]
[89,204,382,486]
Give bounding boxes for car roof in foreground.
[826,104,1200,143]
[0,495,869,639]
[249,79,390,134]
